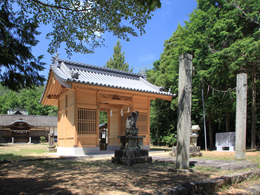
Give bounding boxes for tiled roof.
[0,115,57,127]
[46,55,173,97]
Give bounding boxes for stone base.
[118,135,145,150]
[112,149,152,166]
[57,147,100,155]
[216,146,235,151]
[171,146,202,157]
[107,145,120,151]
[45,147,57,152]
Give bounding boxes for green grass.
[196,150,260,168]
[150,145,172,151]
[194,166,223,173]
[0,148,47,161]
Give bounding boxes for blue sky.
[33,0,198,78]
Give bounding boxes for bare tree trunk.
[251,64,256,149]
[226,112,230,132]
[208,112,214,149]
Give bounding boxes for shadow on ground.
[0,159,214,195]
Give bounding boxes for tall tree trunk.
[208,112,214,149]
[251,64,256,149]
[226,112,230,132]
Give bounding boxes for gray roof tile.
[0,115,57,127]
[48,57,173,96]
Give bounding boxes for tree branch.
[227,0,259,25]
[31,0,91,12]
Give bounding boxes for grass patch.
[194,166,220,172]
[0,147,47,161]
[150,145,172,151]
[196,151,260,168]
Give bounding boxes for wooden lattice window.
[78,108,96,134]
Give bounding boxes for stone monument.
[112,111,152,165]
[216,132,235,151]
[46,133,56,152]
[176,54,193,169]
[235,73,247,160]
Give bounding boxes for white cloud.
[138,54,156,62]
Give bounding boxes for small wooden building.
[40,54,173,155]
[0,108,57,143]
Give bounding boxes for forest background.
[0,0,259,149]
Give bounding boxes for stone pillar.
[176,54,193,169]
[235,73,247,160]
[48,133,55,148]
[29,137,31,145]
[12,137,14,145]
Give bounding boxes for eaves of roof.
[40,55,175,104]
[0,114,57,127]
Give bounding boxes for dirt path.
[0,157,240,195]
[1,146,259,194]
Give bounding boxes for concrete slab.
[151,156,258,171]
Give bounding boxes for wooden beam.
[73,83,173,101]
[47,95,59,99]
[99,104,121,110]
[100,97,132,105]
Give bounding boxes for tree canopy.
[147,0,260,148]
[0,84,57,116]
[0,0,161,91]
[104,40,133,72]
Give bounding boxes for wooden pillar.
[176,54,193,169]
[74,89,78,147]
[96,92,100,146]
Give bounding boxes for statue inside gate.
[126,111,139,136]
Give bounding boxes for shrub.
[40,136,46,143]
[0,135,4,143]
[161,133,176,147]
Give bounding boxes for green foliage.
[0,84,57,116]
[4,0,158,57]
[104,40,133,72]
[134,0,161,14]
[0,0,161,91]
[99,111,107,124]
[161,132,176,147]
[40,136,46,143]
[0,0,46,91]
[147,0,260,148]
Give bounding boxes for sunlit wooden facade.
[40,55,173,155]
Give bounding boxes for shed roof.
[0,114,57,127]
[40,54,174,105]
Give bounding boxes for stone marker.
[235,73,247,160]
[176,54,193,169]
[46,133,56,152]
[12,137,14,145]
